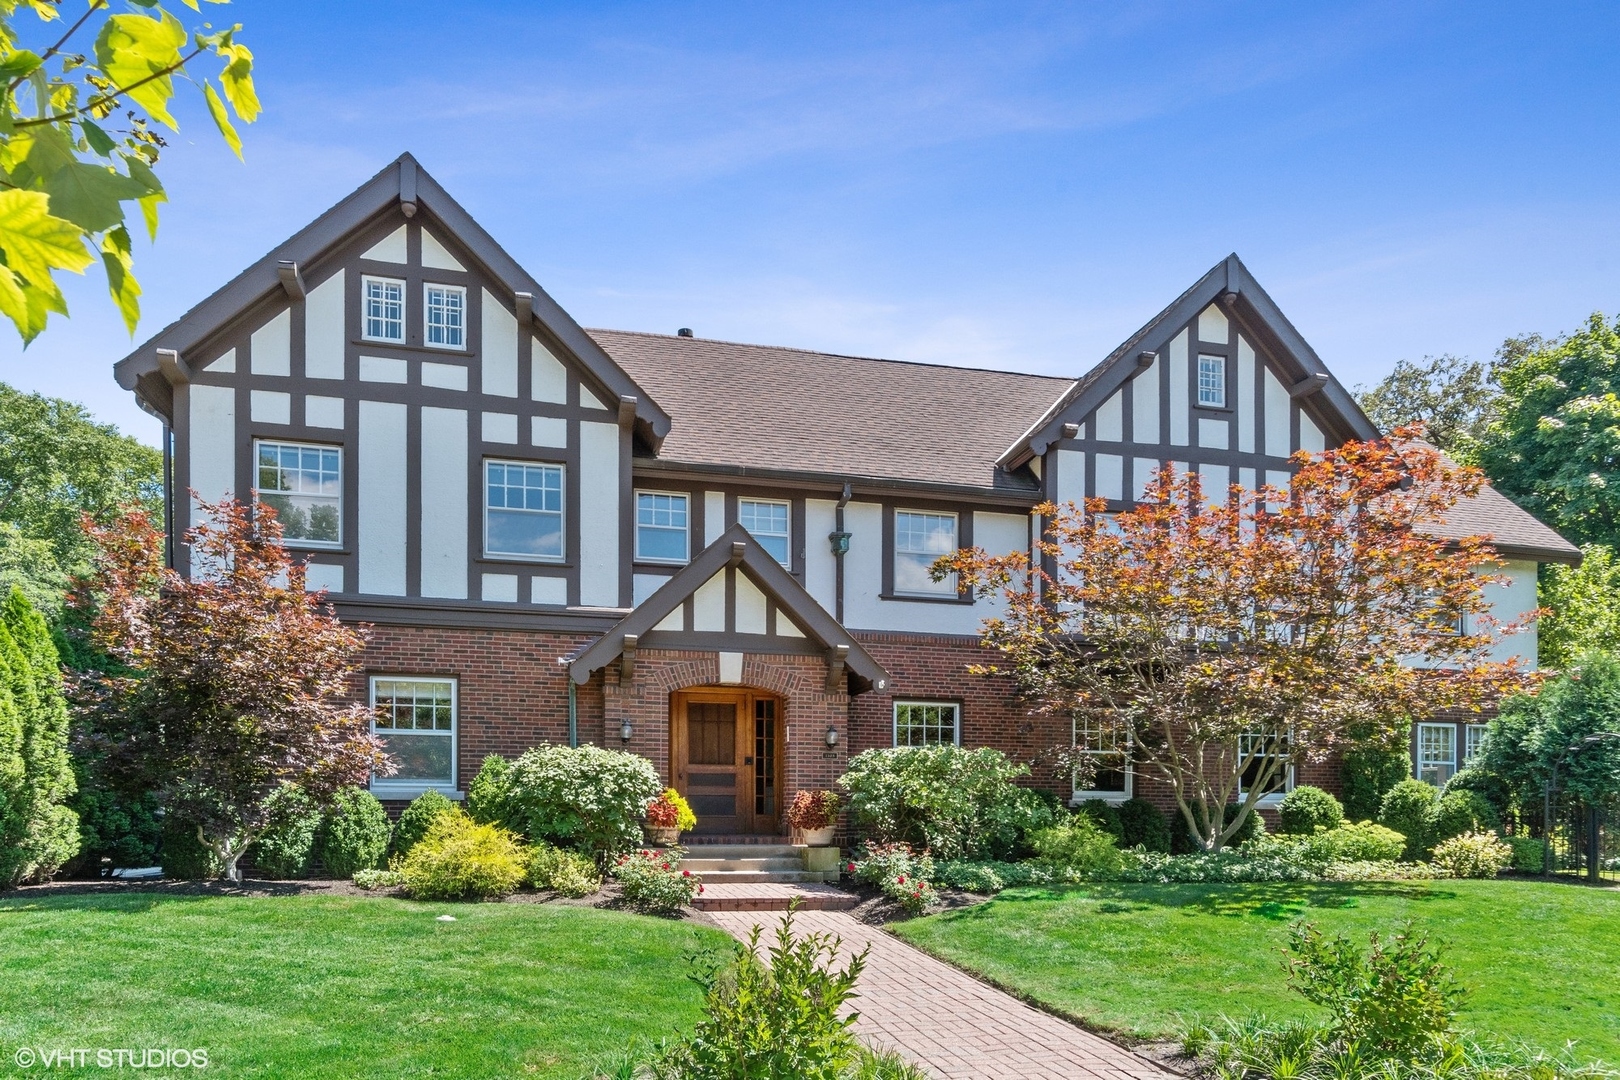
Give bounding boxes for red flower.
[662,862,671,869]
[897,875,906,884]
[683,870,691,877]
[847,862,856,872]
[698,885,705,893]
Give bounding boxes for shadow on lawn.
[0,878,349,915]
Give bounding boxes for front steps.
[674,842,857,911]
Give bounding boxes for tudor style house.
[113,155,1578,832]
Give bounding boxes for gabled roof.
[998,254,1381,469]
[112,154,671,448]
[591,329,1070,493]
[568,523,890,692]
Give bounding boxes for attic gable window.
[362,276,405,343]
[424,284,465,349]
[1197,355,1226,408]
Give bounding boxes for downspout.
[832,482,853,624]
[162,423,175,569]
[567,678,578,748]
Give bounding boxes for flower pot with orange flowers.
[643,788,696,847]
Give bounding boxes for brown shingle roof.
[589,329,1072,491]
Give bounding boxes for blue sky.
[7,1,1620,443]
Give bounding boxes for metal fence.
[1537,794,1620,883]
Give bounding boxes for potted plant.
[644,788,695,847]
[787,789,841,846]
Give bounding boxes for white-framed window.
[1237,727,1291,800]
[362,276,405,343]
[485,460,564,560]
[255,440,341,547]
[424,284,465,349]
[1073,714,1131,801]
[894,510,958,596]
[1465,723,1488,766]
[1197,355,1226,408]
[371,677,456,791]
[1416,722,1458,786]
[636,491,689,563]
[894,701,960,746]
[739,498,791,565]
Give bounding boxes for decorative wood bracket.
[399,157,418,217]
[156,348,189,385]
[515,291,533,331]
[618,394,638,429]
[1217,289,1240,310]
[727,541,746,567]
[276,260,306,301]
[1289,372,1331,399]
[1136,350,1157,369]
[1061,422,1081,440]
[620,634,637,686]
[825,644,849,694]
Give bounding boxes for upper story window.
[636,491,689,563]
[371,677,455,790]
[256,440,341,547]
[894,510,958,596]
[485,460,563,560]
[1197,355,1226,408]
[424,284,465,349]
[739,498,790,565]
[362,276,405,343]
[895,701,960,746]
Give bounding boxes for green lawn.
[893,879,1620,1062]
[0,891,733,1078]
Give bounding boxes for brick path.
[704,908,1173,1080]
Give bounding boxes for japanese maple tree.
[71,495,388,880]
[942,430,1535,850]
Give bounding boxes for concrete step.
[679,857,807,873]
[693,869,834,884]
[676,844,801,860]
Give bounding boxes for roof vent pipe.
[677,328,693,338]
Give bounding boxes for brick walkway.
[704,908,1173,1080]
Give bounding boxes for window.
[1465,723,1488,766]
[636,492,689,563]
[1197,355,1226,408]
[894,701,960,746]
[739,499,790,565]
[485,460,563,559]
[1238,727,1290,798]
[1416,722,1458,785]
[362,276,405,342]
[371,678,456,789]
[894,510,958,596]
[1073,714,1131,800]
[256,440,341,547]
[424,284,465,349]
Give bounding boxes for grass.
[0,891,735,1078]
[891,878,1620,1063]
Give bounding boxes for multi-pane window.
[256,440,341,546]
[1198,355,1226,408]
[485,461,563,559]
[1465,724,1488,766]
[894,701,960,746]
[739,499,790,565]
[1416,722,1458,786]
[424,284,465,349]
[1238,727,1290,797]
[372,678,455,787]
[1073,714,1130,797]
[362,276,405,342]
[894,510,958,596]
[636,492,689,563]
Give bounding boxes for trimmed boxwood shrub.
[1506,835,1546,873]
[251,784,321,879]
[1277,785,1344,835]
[1075,799,1125,843]
[1434,788,1498,845]
[1117,797,1171,852]
[502,744,662,857]
[317,787,391,877]
[1379,778,1439,860]
[1340,742,1411,823]
[527,843,601,897]
[392,790,456,860]
[160,816,222,880]
[465,754,512,825]
[1028,815,1123,875]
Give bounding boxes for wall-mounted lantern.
[620,719,633,744]
[825,726,839,747]
[828,530,851,556]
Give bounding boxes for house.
[113,154,1579,832]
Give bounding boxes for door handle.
[744,756,754,765]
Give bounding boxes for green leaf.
[94,11,188,130]
[80,119,117,157]
[202,80,240,158]
[0,188,94,286]
[0,50,42,81]
[0,260,67,346]
[41,162,148,233]
[121,154,166,241]
[100,225,140,334]
[216,41,259,123]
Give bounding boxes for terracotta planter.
[645,825,679,847]
[799,825,836,847]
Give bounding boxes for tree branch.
[7,0,109,94]
[12,45,206,129]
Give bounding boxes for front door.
[671,689,782,835]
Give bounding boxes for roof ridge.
[585,327,1077,384]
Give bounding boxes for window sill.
[634,558,689,569]
[1070,792,1131,805]
[352,338,472,358]
[479,555,570,568]
[879,592,974,606]
[1192,404,1234,416]
[370,784,465,802]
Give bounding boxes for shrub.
[251,784,321,879]
[1379,778,1440,860]
[1434,789,1499,844]
[1074,800,1124,842]
[849,841,935,888]
[159,816,223,880]
[1340,742,1412,822]
[1507,835,1547,873]
[1303,821,1406,864]
[353,868,403,890]
[464,754,512,825]
[645,788,696,833]
[612,848,700,914]
[391,790,455,860]
[1117,797,1171,852]
[503,744,662,857]
[1027,815,1123,876]
[883,871,937,916]
[1116,848,1321,884]
[1277,786,1345,836]
[317,787,392,878]
[399,810,528,900]
[1320,860,1442,882]
[787,789,842,832]
[1178,802,1265,852]
[838,746,1054,860]
[528,842,601,897]
[1432,831,1512,879]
